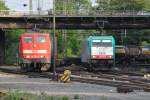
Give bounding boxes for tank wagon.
[81,36,115,70]
[19,33,51,72]
[115,45,150,66]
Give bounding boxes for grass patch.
[74,94,80,99]
[0,90,71,100]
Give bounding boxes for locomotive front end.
[81,36,115,70]
[90,36,115,60]
[19,33,51,72]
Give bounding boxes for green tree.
[55,0,93,58]
[95,0,110,10]
[56,0,92,15]
[142,0,150,11]
[111,0,145,11]
[5,29,25,64]
[95,0,145,11]
[57,30,82,57]
[0,1,8,10]
[0,1,10,64]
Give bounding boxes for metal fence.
[0,10,150,17]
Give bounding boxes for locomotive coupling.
[60,70,71,83]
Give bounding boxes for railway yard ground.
[0,66,150,100]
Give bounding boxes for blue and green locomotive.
[81,36,115,70]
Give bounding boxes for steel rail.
[70,75,150,91]
[0,66,149,92]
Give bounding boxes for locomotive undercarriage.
[20,62,51,72]
[83,59,115,71]
[19,58,51,72]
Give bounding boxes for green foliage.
[56,29,97,58]
[113,29,150,46]
[74,94,80,99]
[5,29,25,64]
[0,1,9,15]
[101,95,107,100]
[55,0,92,15]
[127,30,150,45]
[66,31,81,57]
[62,96,69,100]
[57,30,82,57]
[110,0,144,11]
[0,90,70,100]
[142,0,150,11]
[141,41,149,46]
[95,0,145,11]
[0,1,8,10]
[95,0,110,10]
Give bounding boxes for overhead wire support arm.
[95,20,108,35]
[95,20,108,29]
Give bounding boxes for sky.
[3,0,96,11]
[5,0,53,11]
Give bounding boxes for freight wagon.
[115,45,150,66]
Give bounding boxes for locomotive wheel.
[20,63,31,72]
[20,63,26,71]
[30,63,39,72]
[87,63,93,72]
[26,63,34,72]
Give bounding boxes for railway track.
[56,66,150,92]
[0,66,150,92]
[71,75,150,91]
[70,72,150,91]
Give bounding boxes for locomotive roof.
[88,36,115,41]
[21,33,50,36]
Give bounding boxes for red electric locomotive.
[19,33,52,72]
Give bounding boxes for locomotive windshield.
[24,37,33,43]
[37,36,46,43]
[92,40,112,47]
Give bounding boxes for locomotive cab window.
[92,40,112,47]
[37,36,46,43]
[24,37,33,43]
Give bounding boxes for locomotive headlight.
[109,56,112,58]
[26,55,30,58]
[40,56,44,58]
